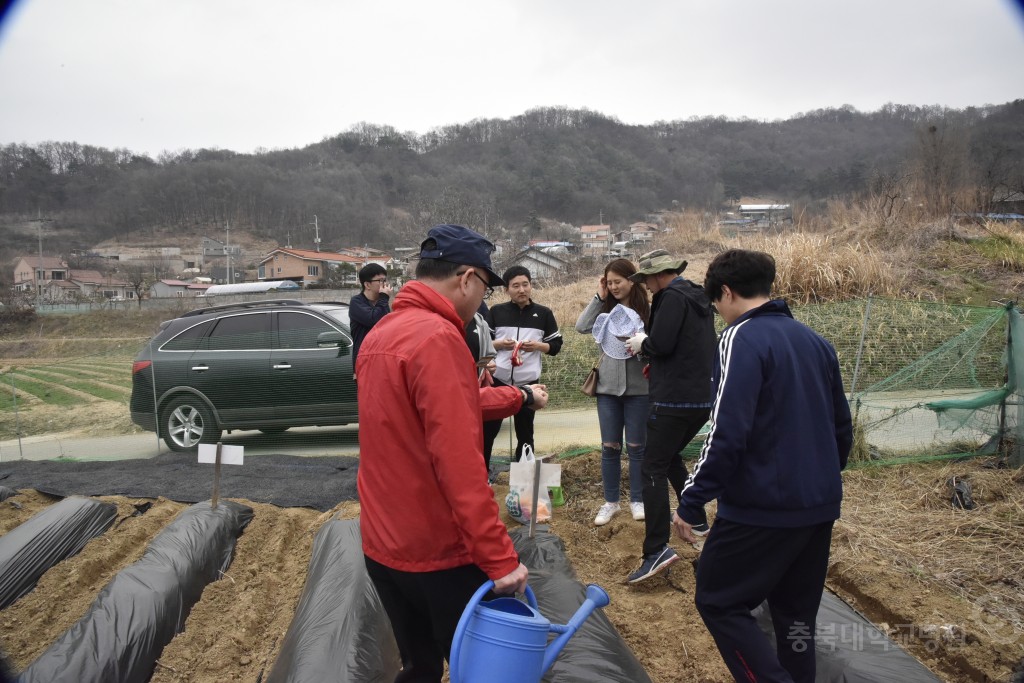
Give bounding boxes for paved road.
[0,409,602,462]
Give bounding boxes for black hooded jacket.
[640,277,716,404]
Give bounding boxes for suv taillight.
[132,360,152,374]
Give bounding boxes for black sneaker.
[627,546,680,583]
[691,522,710,537]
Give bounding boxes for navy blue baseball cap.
[419,224,505,287]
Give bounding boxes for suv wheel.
[161,396,222,452]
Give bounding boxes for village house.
[92,245,196,275]
[624,221,658,245]
[738,204,792,227]
[336,246,391,264]
[257,247,364,287]
[65,269,133,300]
[150,279,211,298]
[200,236,242,258]
[12,257,131,301]
[579,224,612,255]
[503,246,571,280]
[12,256,71,293]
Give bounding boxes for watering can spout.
[540,584,611,673]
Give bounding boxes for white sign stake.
[198,442,244,510]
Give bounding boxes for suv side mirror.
[317,331,345,348]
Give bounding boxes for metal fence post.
[10,373,24,460]
[849,296,873,397]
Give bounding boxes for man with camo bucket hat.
[622,249,717,583]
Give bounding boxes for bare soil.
[0,455,1021,682]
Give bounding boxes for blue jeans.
[596,393,647,504]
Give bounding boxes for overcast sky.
[1,0,1023,159]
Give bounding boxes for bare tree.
[117,262,160,307]
[913,120,969,216]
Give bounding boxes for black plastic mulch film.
[752,590,942,682]
[510,527,653,683]
[266,518,400,683]
[0,496,117,610]
[18,500,253,683]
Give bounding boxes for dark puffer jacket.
[640,277,716,404]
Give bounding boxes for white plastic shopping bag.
[504,445,561,525]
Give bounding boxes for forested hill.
[1,101,1022,251]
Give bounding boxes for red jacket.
[356,281,520,578]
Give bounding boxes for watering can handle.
[449,580,538,683]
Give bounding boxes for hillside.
[1,101,1022,268]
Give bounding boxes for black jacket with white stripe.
[487,300,562,385]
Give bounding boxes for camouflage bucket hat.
[628,249,688,282]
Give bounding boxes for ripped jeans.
[596,393,647,503]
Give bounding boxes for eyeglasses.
[458,269,494,299]
[369,278,387,284]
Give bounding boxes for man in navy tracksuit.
[674,249,853,683]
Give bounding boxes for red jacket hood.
[392,280,466,332]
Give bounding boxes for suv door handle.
[273,363,292,370]
[191,365,209,371]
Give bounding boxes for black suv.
[130,299,357,451]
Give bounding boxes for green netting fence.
[537,296,1019,466]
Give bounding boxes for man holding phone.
[350,263,392,379]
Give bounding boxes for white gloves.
[625,332,648,356]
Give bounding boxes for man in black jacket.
[623,249,716,583]
[349,263,391,379]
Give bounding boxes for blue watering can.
[449,580,610,683]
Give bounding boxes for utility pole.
[311,215,321,252]
[30,216,53,309]
[224,221,231,285]
[37,220,43,308]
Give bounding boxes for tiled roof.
[19,256,66,269]
[261,247,363,263]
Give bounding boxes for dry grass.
[624,209,908,302]
[834,459,1024,637]
[972,221,1024,273]
[748,234,906,303]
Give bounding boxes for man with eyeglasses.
[350,263,393,379]
[357,224,530,682]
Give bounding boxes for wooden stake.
[211,441,222,510]
[528,458,542,539]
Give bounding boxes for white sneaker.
[594,502,620,526]
[630,502,645,521]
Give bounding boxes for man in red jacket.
[357,224,533,682]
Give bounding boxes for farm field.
[0,454,1020,682]
[0,356,140,441]
[1,216,1022,681]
